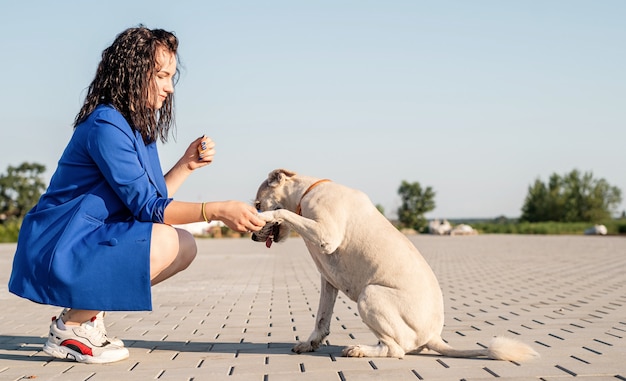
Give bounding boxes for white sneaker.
[43,316,129,364]
[60,309,124,347]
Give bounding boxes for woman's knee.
[150,224,179,274]
[176,228,197,269]
[150,224,197,277]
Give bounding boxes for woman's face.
[149,48,176,110]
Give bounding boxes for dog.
[252,169,539,361]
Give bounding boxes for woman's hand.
[183,135,215,171]
[165,135,215,196]
[211,201,267,233]
[163,200,266,230]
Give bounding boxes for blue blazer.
[9,104,172,311]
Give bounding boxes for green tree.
[0,162,47,221]
[396,180,435,231]
[522,174,566,222]
[520,169,622,223]
[521,179,548,222]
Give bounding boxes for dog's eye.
[254,201,261,210]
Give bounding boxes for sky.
[1,1,624,219]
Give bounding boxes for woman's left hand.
[184,135,215,171]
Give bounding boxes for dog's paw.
[342,345,366,357]
[257,211,283,222]
[257,211,276,222]
[292,341,318,354]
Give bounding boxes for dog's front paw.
[292,340,319,354]
[257,211,276,222]
[342,345,366,357]
[258,211,285,224]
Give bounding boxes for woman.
[8,26,266,364]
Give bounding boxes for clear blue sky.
[1,1,624,219]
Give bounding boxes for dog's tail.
[425,336,539,362]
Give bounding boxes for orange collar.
[296,179,331,215]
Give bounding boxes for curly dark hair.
[74,25,179,144]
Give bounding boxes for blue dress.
[8,104,172,311]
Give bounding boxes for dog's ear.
[267,169,296,187]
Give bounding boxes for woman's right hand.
[165,135,215,197]
[186,135,215,171]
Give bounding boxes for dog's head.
[251,169,297,246]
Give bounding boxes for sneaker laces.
[80,316,110,346]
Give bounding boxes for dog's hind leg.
[342,285,421,358]
[293,277,338,353]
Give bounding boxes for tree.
[521,174,565,222]
[0,162,47,221]
[397,180,436,231]
[520,169,622,223]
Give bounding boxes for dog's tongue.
[265,237,273,248]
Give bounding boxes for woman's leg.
[47,225,197,363]
[63,224,197,325]
[62,309,101,325]
[150,223,197,285]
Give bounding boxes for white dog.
[253,169,538,361]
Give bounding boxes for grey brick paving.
[1,234,625,380]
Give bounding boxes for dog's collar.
[296,179,332,216]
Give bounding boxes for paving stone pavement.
[1,234,625,381]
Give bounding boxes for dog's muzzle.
[252,222,281,248]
